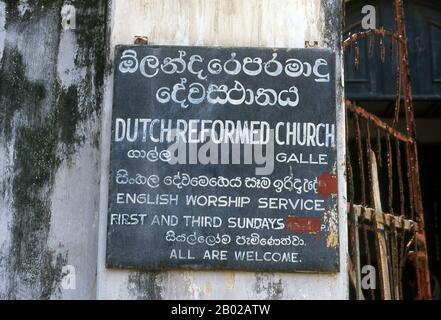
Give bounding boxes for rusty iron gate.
[343,0,431,299]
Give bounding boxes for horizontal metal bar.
[349,204,416,231]
[346,100,414,144]
[345,94,441,101]
[343,29,403,48]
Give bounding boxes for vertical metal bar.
[371,150,392,300]
[366,120,374,208]
[373,218,385,300]
[395,138,405,217]
[354,212,364,300]
[393,38,401,127]
[394,0,431,299]
[376,127,382,168]
[343,0,432,300]
[384,226,395,299]
[346,107,355,205]
[386,134,394,214]
[399,222,406,299]
[362,221,375,299]
[355,112,366,206]
[390,221,400,299]
[405,143,415,221]
[413,226,422,299]
[346,107,361,299]
[348,206,357,295]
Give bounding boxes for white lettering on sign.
[119,50,330,81]
[234,250,300,263]
[114,118,335,147]
[185,195,251,208]
[258,198,325,211]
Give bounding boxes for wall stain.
[56,84,81,154]
[321,0,342,50]
[1,0,107,299]
[254,273,284,300]
[0,47,46,141]
[128,272,163,300]
[74,0,107,96]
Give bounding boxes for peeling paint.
[320,0,342,51]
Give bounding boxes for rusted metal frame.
[351,204,418,301]
[343,28,403,50]
[343,0,431,300]
[394,0,416,139]
[346,106,355,207]
[357,214,416,300]
[348,205,357,291]
[344,28,401,70]
[353,40,360,69]
[353,209,364,299]
[413,226,422,299]
[370,149,392,300]
[346,114,370,299]
[346,100,371,299]
[394,0,431,299]
[361,218,375,299]
[346,100,414,144]
[373,214,386,300]
[398,218,406,299]
[395,138,405,217]
[346,107,363,299]
[393,38,401,127]
[351,206,416,231]
[404,143,415,221]
[384,226,395,299]
[354,111,367,206]
[390,219,400,299]
[376,127,382,168]
[395,137,406,300]
[386,135,394,215]
[413,140,431,299]
[365,120,375,208]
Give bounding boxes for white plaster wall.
[97,0,348,300]
[0,1,105,299]
[47,16,101,300]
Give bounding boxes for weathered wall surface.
[96,0,348,300]
[0,0,347,300]
[0,0,107,299]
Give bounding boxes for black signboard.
[106,45,339,272]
